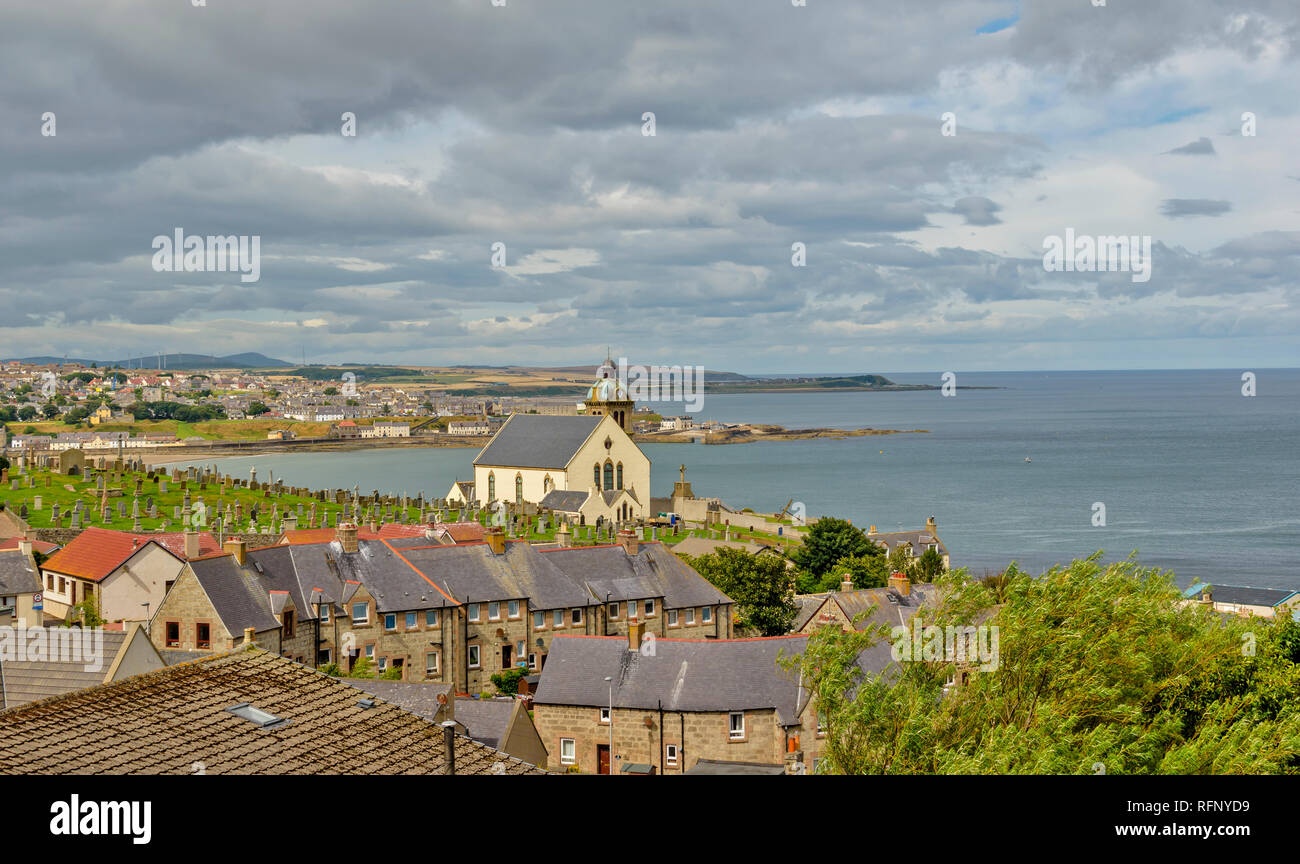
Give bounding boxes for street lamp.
[604,675,613,775]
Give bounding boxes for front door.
[502,645,513,668]
[597,745,611,775]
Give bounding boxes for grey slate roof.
[533,635,809,724]
[340,678,454,721]
[868,530,947,557]
[542,541,732,609]
[189,555,281,636]
[0,630,127,709]
[473,414,602,470]
[684,759,786,775]
[792,583,936,633]
[538,489,588,512]
[400,540,589,611]
[1203,585,1299,607]
[0,549,40,597]
[450,697,517,749]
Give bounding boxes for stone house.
[532,628,823,775]
[0,542,42,626]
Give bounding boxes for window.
[729,712,745,740]
[702,606,713,623]
[593,464,601,488]
[196,622,211,650]
[644,599,655,617]
[534,610,545,629]
[46,574,53,591]
[817,710,828,736]
[352,602,369,625]
[384,613,397,631]
[488,601,500,621]
[226,703,284,728]
[603,461,614,490]
[468,603,481,622]
[468,645,480,668]
[667,609,679,627]
[283,610,295,638]
[507,600,520,618]
[560,738,576,765]
[616,463,623,490]
[627,601,638,619]
[553,609,564,628]
[487,472,495,500]
[426,652,439,674]
[405,612,417,630]
[515,640,525,658]
[378,656,388,672]
[599,707,610,724]
[608,601,619,619]
[528,653,537,670]
[665,744,679,766]
[319,605,330,624]
[515,474,523,505]
[686,608,695,625]
[164,621,180,648]
[365,644,374,658]
[571,608,583,625]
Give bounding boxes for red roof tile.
[40,527,219,582]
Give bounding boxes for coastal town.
[2,357,1295,778]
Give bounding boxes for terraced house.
[148,522,732,693]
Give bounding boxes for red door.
[597,745,611,775]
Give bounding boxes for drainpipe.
[680,712,686,774]
[658,699,663,776]
[604,592,610,636]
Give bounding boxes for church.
[471,355,651,525]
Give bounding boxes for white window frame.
[468,603,481,623]
[507,600,520,619]
[667,609,679,627]
[729,712,744,740]
[426,652,439,675]
[560,738,576,765]
[571,607,583,625]
[489,601,500,621]
[405,611,417,630]
[352,602,369,625]
[686,608,695,625]
[599,707,610,724]
[468,645,481,668]
[608,601,620,619]
[702,606,713,624]
[644,599,655,617]
[665,744,679,766]
[384,613,397,631]
[553,609,564,628]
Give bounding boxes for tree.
[684,547,797,636]
[40,402,59,419]
[323,386,339,396]
[347,655,375,678]
[833,552,891,591]
[491,666,529,695]
[790,518,879,578]
[247,401,269,416]
[915,547,946,582]
[789,555,1300,774]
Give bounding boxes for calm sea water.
[181,370,1300,589]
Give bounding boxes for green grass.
[0,466,427,533]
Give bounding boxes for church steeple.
[586,350,633,431]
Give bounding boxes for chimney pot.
[888,571,911,596]
[441,720,457,775]
[485,525,506,555]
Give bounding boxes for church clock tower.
[584,351,635,431]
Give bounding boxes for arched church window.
[487,472,495,501]
[594,464,601,489]
[543,475,553,493]
[616,463,623,490]
[515,474,524,505]
[603,461,614,491]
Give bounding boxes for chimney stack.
[840,574,854,593]
[224,538,247,565]
[243,626,255,646]
[184,530,200,560]
[556,519,572,548]
[867,525,878,536]
[888,572,911,596]
[369,520,378,535]
[17,539,32,558]
[441,720,457,775]
[628,620,645,653]
[617,528,638,556]
[925,515,937,538]
[336,522,359,554]
[485,525,506,555]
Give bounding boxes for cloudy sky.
[3,0,1298,372]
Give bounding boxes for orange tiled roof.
[40,527,219,582]
[435,522,487,543]
[0,538,60,555]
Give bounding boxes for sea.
[178,370,1300,590]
